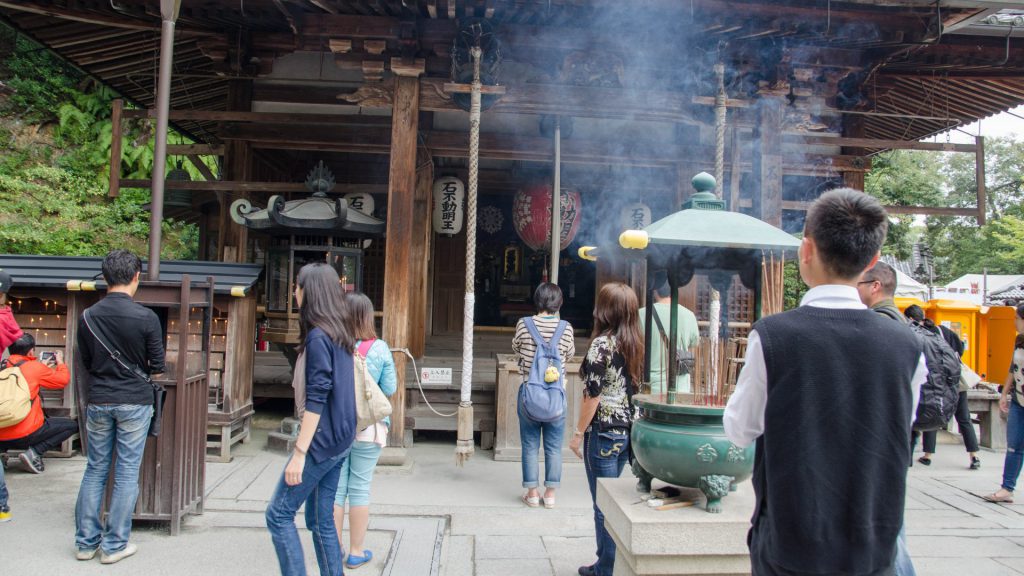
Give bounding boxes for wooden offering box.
[0,256,261,464]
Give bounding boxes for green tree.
[864,150,944,262]
[924,137,1024,281]
[0,24,202,260]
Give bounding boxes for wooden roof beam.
[0,1,214,34]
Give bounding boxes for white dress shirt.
[723,284,927,448]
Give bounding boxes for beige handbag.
[958,362,982,393]
[292,350,306,419]
[354,340,392,430]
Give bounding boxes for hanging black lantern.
[165,160,192,208]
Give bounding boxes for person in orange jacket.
[0,269,24,353]
[0,333,76,474]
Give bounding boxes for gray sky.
[927,104,1024,144]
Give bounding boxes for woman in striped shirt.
[512,283,575,509]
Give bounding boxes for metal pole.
[550,117,561,285]
[148,10,177,281]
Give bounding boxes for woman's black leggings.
[920,391,980,454]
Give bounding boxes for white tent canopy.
[895,269,929,301]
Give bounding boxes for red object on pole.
[512,184,582,252]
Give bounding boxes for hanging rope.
[708,61,728,402]
[714,61,727,198]
[455,45,482,466]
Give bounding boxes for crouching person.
[0,334,75,473]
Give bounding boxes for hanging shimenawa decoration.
[511,183,582,252]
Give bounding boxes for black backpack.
[909,323,961,432]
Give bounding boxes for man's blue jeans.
[518,390,564,489]
[75,404,153,555]
[584,427,630,576]
[0,457,8,508]
[1002,400,1024,492]
[266,451,347,576]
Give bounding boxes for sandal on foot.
[917,456,931,466]
[542,495,556,509]
[345,550,372,569]
[522,493,540,508]
[970,457,981,470]
[983,491,1014,504]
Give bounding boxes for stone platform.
[597,477,753,576]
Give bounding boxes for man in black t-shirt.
[74,250,164,565]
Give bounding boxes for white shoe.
[76,548,98,561]
[100,543,137,564]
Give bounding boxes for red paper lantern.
[512,183,582,252]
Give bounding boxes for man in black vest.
[725,189,927,576]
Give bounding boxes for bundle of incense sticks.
[687,336,749,407]
[761,251,786,317]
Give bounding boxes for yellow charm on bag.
[544,365,559,383]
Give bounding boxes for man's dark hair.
[904,304,937,330]
[101,249,142,287]
[533,282,563,314]
[804,188,888,280]
[862,261,897,298]
[904,304,925,322]
[8,333,34,356]
[651,270,670,299]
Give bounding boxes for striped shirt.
[512,315,576,383]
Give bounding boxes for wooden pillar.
[383,62,425,448]
[219,80,252,263]
[841,115,867,191]
[408,148,433,358]
[753,98,783,227]
[108,99,123,198]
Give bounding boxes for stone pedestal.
[597,477,752,576]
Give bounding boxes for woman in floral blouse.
[569,283,644,576]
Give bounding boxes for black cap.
[0,269,12,294]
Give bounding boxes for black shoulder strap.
[83,309,155,388]
[651,307,674,352]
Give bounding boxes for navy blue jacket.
[304,327,357,463]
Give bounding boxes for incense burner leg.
[632,458,655,493]
[698,474,733,514]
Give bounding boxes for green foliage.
[864,150,944,262]
[783,259,808,311]
[864,137,1024,284]
[0,24,198,260]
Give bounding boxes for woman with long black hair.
[984,303,1024,504]
[266,263,357,576]
[569,282,644,576]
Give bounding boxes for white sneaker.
[100,543,137,564]
[76,548,98,561]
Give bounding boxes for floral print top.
[582,335,634,431]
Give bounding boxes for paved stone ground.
[1,429,1021,575]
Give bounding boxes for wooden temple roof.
[2,0,1023,146]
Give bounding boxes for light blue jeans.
[335,441,383,508]
[1002,399,1024,492]
[518,389,564,488]
[266,451,348,576]
[895,523,916,576]
[75,404,153,555]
